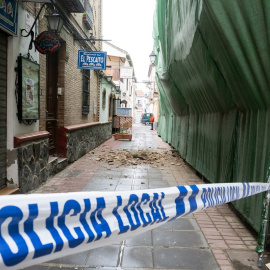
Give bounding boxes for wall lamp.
[100,76,119,96]
[112,86,120,93]
[149,51,157,64]
[45,12,64,34]
[106,75,113,83]
[21,2,64,38]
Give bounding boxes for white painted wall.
[7,4,39,186]
[99,78,112,123]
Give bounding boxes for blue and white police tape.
[0,182,269,270]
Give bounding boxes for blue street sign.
[0,0,18,36]
[78,51,107,70]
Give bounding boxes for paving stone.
[48,267,79,270]
[133,185,149,190]
[154,217,200,231]
[85,268,117,270]
[87,179,117,185]
[153,247,219,269]
[153,230,208,248]
[48,250,89,265]
[82,183,116,191]
[148,174,163,179]
[118,179,133,184]
[149,182,169,188]
[85,245,120,267]
[23,265,49,270]
[122,247,153,268]
[61,170,83,178]
[125,231,152,246]
[134,174,148,179]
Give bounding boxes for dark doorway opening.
[46,51,59,155]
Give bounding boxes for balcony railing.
[83,0,93,30]
[65,0,84,13]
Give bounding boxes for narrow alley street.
[23,124,265,270]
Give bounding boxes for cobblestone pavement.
[25,124,267,270]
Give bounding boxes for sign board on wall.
[120,66,133,79]
[78,51,107,70]
[34,31,61,54]
[0,0,18,35]
[117,107,132,116]
[17,56,40,122]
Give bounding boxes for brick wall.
[37,1,102,129]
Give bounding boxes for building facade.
[103,42,136,115]
[0,0,111,194]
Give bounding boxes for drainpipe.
[256,173,270,266]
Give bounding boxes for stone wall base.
[17,138,49,194]
[67,122,112,163]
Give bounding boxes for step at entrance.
[49,156,68,176]
[0,187,20,196]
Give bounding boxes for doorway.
[46,51,59,155]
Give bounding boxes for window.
[82,69,90,114]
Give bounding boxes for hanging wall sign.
[34,31,61,54]
[120,66,133,79]
[78,50,107,70]
[0,0,18,35]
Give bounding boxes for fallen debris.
[88,148,185,168]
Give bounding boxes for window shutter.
[82,69,90,114]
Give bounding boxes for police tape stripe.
[0,182,269,270]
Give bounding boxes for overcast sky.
[102,0,156,82]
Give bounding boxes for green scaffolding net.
[154,0,270,234]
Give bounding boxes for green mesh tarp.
[154,0,270,233]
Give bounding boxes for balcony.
[65,0,84,13]
[83,0,93,30]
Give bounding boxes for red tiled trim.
[57,127,67,158]
[14,131,50,148]
[64,122,101,132]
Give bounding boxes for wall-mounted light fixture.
[45,12,64,34]
[106,75,113,83]
[21,3,63,37]
[149,51,157,64]
[100,76,117,93]
[21,1,64,53]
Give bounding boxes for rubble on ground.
[89,148,185,167]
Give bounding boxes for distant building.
[134,89,146,123]
[103,42,136,116]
